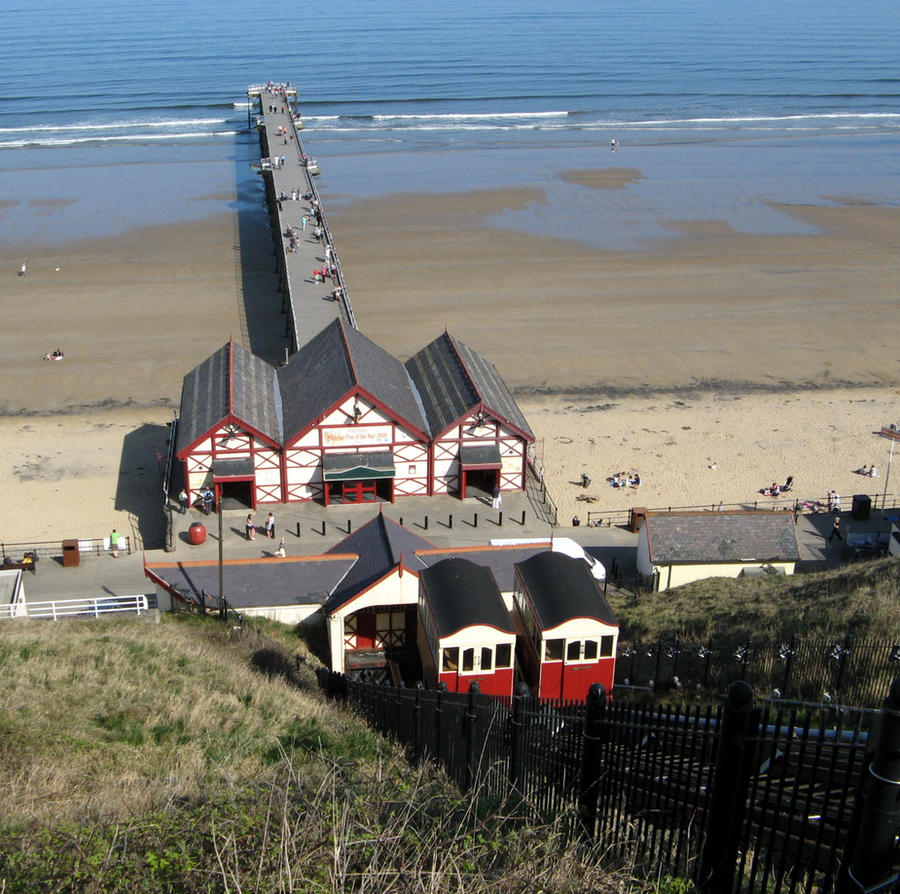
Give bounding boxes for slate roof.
[405,332,534,440]
[515,552,617,630]
[645,512,800,565]
[419,557,515,638]
[176,341,281,455]
[324,515,435,613]
[147,556,356,609]
[416,545,547,593]
[279,319,429,442]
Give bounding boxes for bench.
[2,553,37,574]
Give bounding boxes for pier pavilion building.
[175,320,533,509]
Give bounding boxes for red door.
[342,480,377,503]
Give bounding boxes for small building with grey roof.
[636,511,801,591]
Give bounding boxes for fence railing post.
[839,677,900,892]
[508,682,531,796]
[463,681,481,792]
[697,680,761,892]
[434,681,447,765]
[412,681,424,763]
[577,682,607,840]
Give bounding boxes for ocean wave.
[0,118,228,134]
[0,131,239,149]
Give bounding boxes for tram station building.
[175,320,534,509]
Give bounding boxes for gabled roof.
[176,341,282,455]
[405,332,534,440]
[415,544,548,593]
[279,319,429,442]
[515,552,617,630]
[419,557,515,638]
[324,514,435,613]
[645,512,800,565]
[146,555,356,609]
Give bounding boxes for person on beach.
[274,537,286,558]
[828,490,841,513]
[245,513,255,540]
[18,262,26,277]
[265,512,275,538]
[110,529,119,558]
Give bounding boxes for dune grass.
[0,614,651,893]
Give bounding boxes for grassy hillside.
[611,556,900,643]
[0,615,646,893]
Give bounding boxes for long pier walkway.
[247,83,357,352]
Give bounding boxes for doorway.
[217,479,254,510]
[460,468,498,502]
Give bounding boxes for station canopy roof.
[322,451,395,481]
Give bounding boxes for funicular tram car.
[512,551,618,701]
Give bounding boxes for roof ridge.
[338,318,360,387]
[444,332,482,407]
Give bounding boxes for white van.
[489,537,606,581]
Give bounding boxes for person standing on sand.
[245,513,256,540]
[265,512,275,539]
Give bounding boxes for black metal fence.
[616,634,900,708]
[317,671,900,892]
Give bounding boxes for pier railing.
[0,594,149,621]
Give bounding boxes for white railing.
[0,594,149,621]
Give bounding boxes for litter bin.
[189,522,207,545]
[852,493,871,521]
[62,539,80,568]
[630,507,648,533]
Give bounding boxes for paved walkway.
[16,497,893,605]
[254,88,355,348]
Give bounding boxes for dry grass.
[0,614,656,892]
[612,556,900,643]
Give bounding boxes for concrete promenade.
[16,497,892,606]
[252,86,356,350]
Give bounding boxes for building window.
[462,648,475,673]
[496,643,512,669]
[584,639,598,661]
[481,647,493,672]
[408,465,416,475]
[442,648,459,672]
[600,635,615,658]
[544,639,564,662]
[566,640,581,662]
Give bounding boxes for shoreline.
[0,170,897,543]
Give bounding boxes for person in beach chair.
[781,475,793,493]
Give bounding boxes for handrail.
[585,492,900,527]
[0,594,148,620]
[1,536,131,560]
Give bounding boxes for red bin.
[189,522,207,545]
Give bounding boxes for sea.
[2,0,899,250]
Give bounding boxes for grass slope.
[0,615,647,893]
[612,556,900,643]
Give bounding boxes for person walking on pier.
[265,512,275,539]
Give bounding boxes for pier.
[247,83,356,352]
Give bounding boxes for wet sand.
[0,173,898,543]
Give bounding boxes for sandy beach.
[0,170,898,545]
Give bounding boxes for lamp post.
[880,424,900,510]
